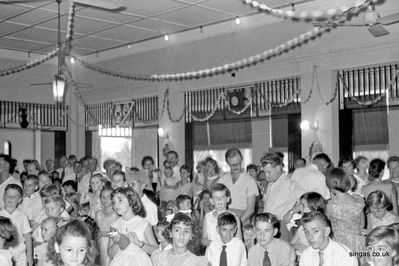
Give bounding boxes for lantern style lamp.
[53,74,66,104]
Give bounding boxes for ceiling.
[0,0,398,60]
[0,0,302,57]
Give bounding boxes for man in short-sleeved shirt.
[218,148,258,224]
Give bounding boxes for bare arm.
[24,232,34,266]
[141,224,158,254]
[391,185,398,215]
[240,195,256,224]
[201,217,211,247]
[107,228,120,259]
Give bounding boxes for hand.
[127,232,141,247]
[27,256,34,266]
[109,227,120,243]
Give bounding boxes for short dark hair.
[141,156,155,168]
[62,180,78,192]
[313,153,332,167]
[176,194,191,210]
[368,158,386,180]
[297,158,307,165]
[246,164,258,172]
[209,183,231,198]
[338,155,355,168]
[260,152,283,167]
[301,211,331,229]
[5,184,23,197]
[254,213,279,229]
[166,150,178,159]
[225,148,242,161]
[217,212,237,227]
[326,167,351,193]
[300,192,327,213]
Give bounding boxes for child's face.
[164,169,173,178]
[156,226,167,243]
[211,191,229,211]
[100,190,113,208]
[112,193,130,216]
[243,229,254,243]
[42,221,57,242]
[90,177,103,192]
[303,220,330,250]
[171,222,192,249]
[180,169,189,180]
[45,202,63,218]
[202,193,211,207]
[112,174,125,189]
[39,175,51,189]
[56,234,88,266]
[248,169,257,179]
[24,179,38,196]
[368,240,397,264]
[218,224,237,244]
[370,205,387,219]
[255,221,277,247]
[4,188,22,209]
[27,163,39,175]
[179,199,191,211]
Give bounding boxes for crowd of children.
[0,151,399,266]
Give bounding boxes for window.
[100,136,132,171]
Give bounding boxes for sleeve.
[205,245,212,264]
[245,178,259,197]
[21,213,32,234]
[240,242,248,266]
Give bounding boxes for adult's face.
[263,163,281,183]
[313,159,329,174]
[60,156,68,169]
[294,159,305,169]
[357,158,369,172]
[167,153,178,167]
[88,159,97,173]
[73,162,82,175]
[227,154,242,176]
[46,160,54,172]
[342,161,354,176]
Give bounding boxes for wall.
[132,126,158,168]
[41,131,54,166]
[0,128,35,172]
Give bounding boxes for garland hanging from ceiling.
[241,0,376,22]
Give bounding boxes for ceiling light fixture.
[52,0,66,104]
[200,26,203,33]
[164,34,169,41]
[127,44,132,49]
[70,57,75,64]
[235,17,241,25]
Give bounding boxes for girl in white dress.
[0,216,13,266]
[151,213,208,266]
[108,186,157,266]
[95,187,118,266]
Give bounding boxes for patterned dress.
[327,194,366,254]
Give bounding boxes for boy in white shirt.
[201,183,242,246]
[248,212,295,266]
[18,175,44,222]
[0,184,33,266]
[299,211,358,266]
[205,212,247,266]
